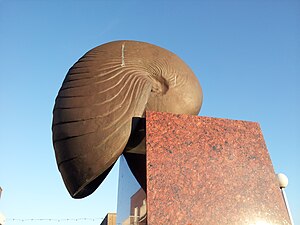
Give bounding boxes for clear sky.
[0,0,299,224]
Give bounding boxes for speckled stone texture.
[146,111,291,225]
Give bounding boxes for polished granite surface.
[146,111,290,225]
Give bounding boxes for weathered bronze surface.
[52,40,203,198]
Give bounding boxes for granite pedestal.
[146,111,291,224]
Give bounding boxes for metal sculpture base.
[117,111,291,225]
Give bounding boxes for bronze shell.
[52,40,203,198]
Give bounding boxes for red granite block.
[146,111,291,225]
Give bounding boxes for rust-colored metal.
[52,40,203,198]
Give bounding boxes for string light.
[6,218,124,225]
[6,217,104,222]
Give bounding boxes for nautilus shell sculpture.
[52,40,203,198]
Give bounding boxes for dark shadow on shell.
[124,117,147,191]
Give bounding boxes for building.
[122,188,146,225]
[100,213,116,225]
[0,186,5,225]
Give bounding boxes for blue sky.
[0,0,299,224]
